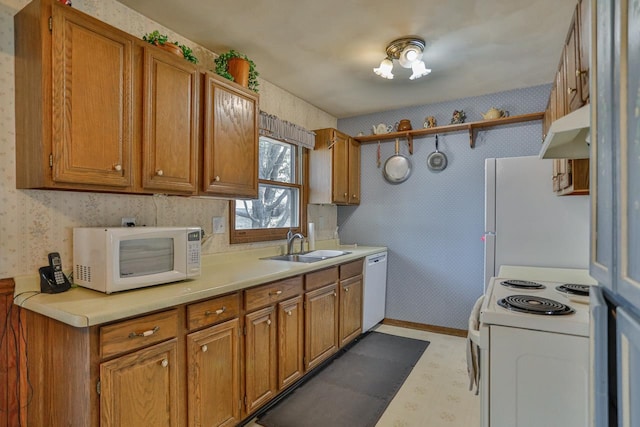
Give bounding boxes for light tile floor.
[248,324,480,427]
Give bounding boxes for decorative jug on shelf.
[397,119,412,131]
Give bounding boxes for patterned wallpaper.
[337,84,552,330]
[0,0,337,278]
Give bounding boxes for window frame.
[229,138,308,244]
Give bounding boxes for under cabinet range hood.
[539,104,591,159]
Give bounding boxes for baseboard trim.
[381,318,468,338]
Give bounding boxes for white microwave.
[73,227,201,294]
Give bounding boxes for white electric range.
[471,265,596,427]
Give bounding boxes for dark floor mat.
[257,331,430,427]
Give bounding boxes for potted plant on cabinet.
[214,49,259,92]
[142,31,198,64]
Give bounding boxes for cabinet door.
[244,306,277,414]
[590,0,616,288]
[555,59,567,118]
[616,308,640,426]
[331,130,349,204]
[51,5,133,187]
[142,47,199,194]
[202,73,258,198]
[617,1,640,305]
[100,339,179,427]
[277,296,304,390]
[565,7,583,113]
[339,274,363,347]
[578,0,591,102]
[187,318,240,427]
[348,137,361,205]
[304,283,339,371]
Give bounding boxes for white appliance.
[483,156,590,291]
[73,226,201,293]
[362,252,387,331]
[472,265,596,427]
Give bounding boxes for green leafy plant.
[214,50,259,92]
[142,31,198,64]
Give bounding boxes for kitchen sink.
[262,250,351,263]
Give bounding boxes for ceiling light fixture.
[373,37,432,80]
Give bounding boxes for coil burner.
[497,295,575,315]
[556,283,590,296]
[500,279,546,290]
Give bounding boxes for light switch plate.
[212,217,225,234]
[121,217,136,227]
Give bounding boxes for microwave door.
[119,238,174,278]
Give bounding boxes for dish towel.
[466,294,484,395]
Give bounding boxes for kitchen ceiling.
[117,0,578,119]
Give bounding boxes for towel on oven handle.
[466,294,484,395]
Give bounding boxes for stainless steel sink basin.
[262,250,351,263]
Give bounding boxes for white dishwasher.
[362,251,388,332]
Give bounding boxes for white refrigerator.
[483,156,590,290]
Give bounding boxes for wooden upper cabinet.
[141,46,199,194]
[310,128,360,205]
[564,7,583,113]
[15,0,134,190]
[202,72,259,198]
[578,0,590,103]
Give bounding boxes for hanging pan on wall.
[427,134,448,172]
[383,138,412,184]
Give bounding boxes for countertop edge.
[14,246,387,327]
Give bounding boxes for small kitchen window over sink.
[230,136,307,243]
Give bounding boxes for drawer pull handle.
[267,319,272,326]
[202,345,208,353]
[270,290,283,296]
[205,307,226,316]
[161,359,168,368]
[128,326,159,339]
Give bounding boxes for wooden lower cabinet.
[244,306,278,414]
[304,284,339,371]
[277,296,304,390]
[100,339,179,427]
[187,318,240,427]
[339,275,363,347]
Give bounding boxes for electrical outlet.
[212,217,225,234]
[121,217,136,227]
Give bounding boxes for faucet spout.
[287,230,305,255]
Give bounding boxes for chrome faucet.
[287,229,305,255]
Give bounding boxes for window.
[230,136,307,243]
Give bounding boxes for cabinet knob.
[215,175,221,182]
[113,164,122,171]
[333,292,337,297]
[156,169,164,176]
[267,319,272,326]
[567,87,577,95]
[352,194,357,199]
[287,310,292,316]
[201,345,208,353]
[576,69,587,77]
[161,359,169,368]
[343,192,348,197]
[344,287,350,292]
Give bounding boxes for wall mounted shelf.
[354,112,544,153]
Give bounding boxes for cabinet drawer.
[100,309,178,359]
[305,266,339,291]
[187,292,240,331]
[245,276,304,311]
[340,259,363,279]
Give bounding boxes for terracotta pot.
[397,119,412,131]
[227,57,250,88]
[155,42,184,58]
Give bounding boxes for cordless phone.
[39,252,72,293]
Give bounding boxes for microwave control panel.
[187,230,201,272]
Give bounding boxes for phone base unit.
[39,267,71,294]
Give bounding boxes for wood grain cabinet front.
[201,72,259,198]
[339,259,364,347]
[304,283,339,371]
[15,0,134,191]
[187,318,241,427]
[244,305,278,414]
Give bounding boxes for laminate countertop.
[13,244,387,327]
